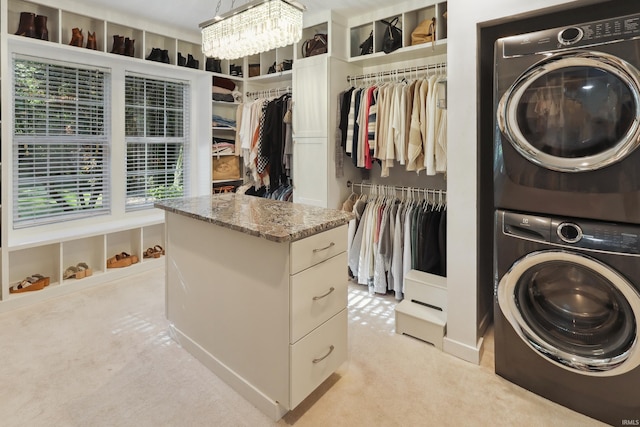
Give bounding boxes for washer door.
[497,50,640,172]
[498,250,640,376]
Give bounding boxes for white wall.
[444,0,600,363]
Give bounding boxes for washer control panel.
[501,12,640,57]
[501,210,640,255]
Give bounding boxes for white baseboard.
[443,335,485,365]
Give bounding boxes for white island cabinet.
[155,194,353,420]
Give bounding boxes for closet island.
[155,194,353,420]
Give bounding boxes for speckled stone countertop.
[155,194,354,242]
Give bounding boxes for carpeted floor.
[0,267,605,426]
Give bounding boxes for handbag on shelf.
[359,30,374,56]
[411,17,436,46]
[381,17,402,54]
[301,33,328,57]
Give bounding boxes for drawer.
[290,225,347,274]
[290,309,347,410]
[290,252,348,343]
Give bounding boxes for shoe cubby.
[9,0,59,43]
[142,224,165,261]
[145,31,176,64]
[106,22,143,59]
[241,45,293,82]
[61,235,105,283]
[177,40,203,70]
[347,1,447,62]
[60,11,105,51]
[106,229,142,268]
[8,243,60,292]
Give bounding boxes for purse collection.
[358,16,438,56]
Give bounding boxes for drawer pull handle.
[312,242,335,253]
[312,345,335,364]
[313,286,335,301]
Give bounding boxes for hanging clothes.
[337,67,447,177]
[236,93,293,194]
[345,186,447,300]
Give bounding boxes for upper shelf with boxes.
[348,1,447,64]
[8,0,206,70]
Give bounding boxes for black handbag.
[381,17,402,54]
[359,31,373,56]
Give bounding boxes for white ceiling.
[82,0,389,33]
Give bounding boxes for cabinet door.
[292,55,328,138]
[293,137,327,207]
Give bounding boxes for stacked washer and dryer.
[493,13,640,425]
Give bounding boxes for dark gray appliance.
[495,209,640,425]
[494,13,640,224]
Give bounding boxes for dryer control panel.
[501,210,640,255]
[501,12,640,57]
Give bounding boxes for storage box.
[212,156,241,181]
[248,63,260,77]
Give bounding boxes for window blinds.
[124,74,189,210]
[13,57,111,228]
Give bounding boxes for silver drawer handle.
[312,345,335,364]
[313,287,335,301]
[312,242,335,253]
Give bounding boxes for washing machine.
[494,12,640,224]
[494,209,640,425]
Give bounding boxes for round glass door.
[498,250,640,376]
[497,51,640,172]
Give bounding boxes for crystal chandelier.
[201,0,305,60]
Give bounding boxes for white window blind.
[13,56,110,228]
[125,74,189,210]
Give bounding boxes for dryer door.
[498,250,640,376]
[497,50,640,172]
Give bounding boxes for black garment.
[338,88,355,150]
[438,209,447,277]
[423,209,442,275]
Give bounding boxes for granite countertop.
[155,194,354,242]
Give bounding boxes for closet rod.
[347,180,446,197]
[346,62,447,83]
[245,86,292,99]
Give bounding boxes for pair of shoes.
[178,53,199,69]
[15,12,48,40]
[63,262,94,279]
[206,58,222,73]
[143,245,165,259]
[146,48,170,64]
[229,64,243,77]
[111,35,134,56]
[107,252,139,268]
[10,274,50,294]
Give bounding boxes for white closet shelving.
[0,0,208,311]
[292,0,448,209]
[7,0,205,68]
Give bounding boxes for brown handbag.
[411,17,436,46]
[301,33,328,57]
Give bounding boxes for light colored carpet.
[0,267,605,427]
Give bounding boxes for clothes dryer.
[495,209,640,425]
[494,13,640,223]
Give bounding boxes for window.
[13,56,110,228]
[125,74,189,210]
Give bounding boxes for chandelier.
[201,0,305,60]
